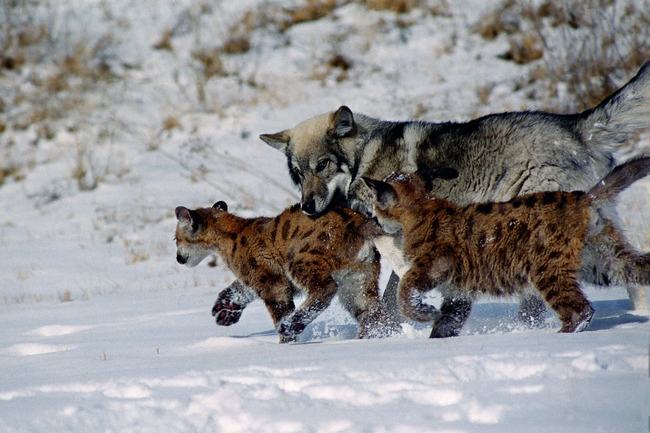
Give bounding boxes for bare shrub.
[162,116,181,131]
[535,0,650,111]
[222,36,251,55]
[476,0,650,112]
[499,32,543,65]
[153,29,174,51]
[473,0,519,40]
[364,0,425,14]
[281,0,339,31]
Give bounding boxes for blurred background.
[1,0,649,304]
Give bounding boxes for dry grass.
[499,32,543,65]
[162,116,181,131]
[364,0,423,13]
[0,164,21,186]
[222,36,251,55]
[476,0,650,112]
[473,0,519,40]
[192,48,225,80]
[281,0,339,31]
[58,290,72,303]
[153,29,174,51]
[535,0,650,111]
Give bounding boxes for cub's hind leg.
[535,272,594,332]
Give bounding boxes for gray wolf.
[253,61,650,324]
[175,201,398,342]
[363,157,650,335]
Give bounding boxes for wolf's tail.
[588,157,650,205]
[578,61,650,159]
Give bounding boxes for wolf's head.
[362,168,458,234]
[174,201,229,267]
[260,106,357,216]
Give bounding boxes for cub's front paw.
[212,299,244,326]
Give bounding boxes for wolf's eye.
[316,159,330,172]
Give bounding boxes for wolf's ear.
[259,130,290,151]
[330,105,355,137]
[362,177,396,208]
[416,167,458,190]
[175,206,193,227]
[212,201,228,211]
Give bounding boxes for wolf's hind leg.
[430,296,472,338]
[398,257,450,324]
[582,219,650,311]
[626,286,648,313]
[338,258,400,338]
[517,294,547,328]
[536,274,594,332]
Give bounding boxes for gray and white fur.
[215,61,650,330]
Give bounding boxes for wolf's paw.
[278,319,306,338]
[429,315,464,338]
[279,334,296,344]
[212,298,244,326]
[358,307,402,338]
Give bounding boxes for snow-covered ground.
[1,1,649,432]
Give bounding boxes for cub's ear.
[330,105,355,137]
[362,177,396,208]
[175,206,193,227]
[416,167,458,190]
[212,201,228,211]
[259,130,290,151]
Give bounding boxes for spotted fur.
[175,202,398,342]
[365,157,650,335]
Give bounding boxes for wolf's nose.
[176,254,187,264]
[301,200,316,215]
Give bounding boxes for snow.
[1,0,649,432]
[1,290,648,432]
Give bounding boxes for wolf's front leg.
[277,277,338,339]
[348,179,374,218]
[516,294,547,328]
[212,280,258,326]
[398,257,450,324]
[430,296,472,338]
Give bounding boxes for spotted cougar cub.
[175,201,399,342]
[364,158,650,336]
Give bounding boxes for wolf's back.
[578,61,650,159]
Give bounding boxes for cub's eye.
[316,159,330,172]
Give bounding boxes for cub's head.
[362,168,458,234]
[260,106,358,216]
[174,201,228,267]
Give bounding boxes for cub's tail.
[588,156,650,205]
